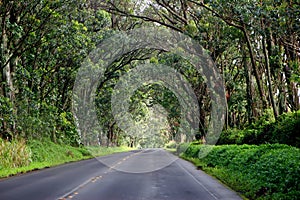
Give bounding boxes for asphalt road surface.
[0,149,242,200]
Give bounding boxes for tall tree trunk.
[107,122,116,147]
[242,27,267,110]
[1,3,22,136]
[241,43,254,124]
[262,35,278,118]
[2,13,17,135]
[284,45,299,111]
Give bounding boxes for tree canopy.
[0,0,299,148]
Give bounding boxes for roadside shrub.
[267,111,300,147]
[181,143,300,200]
[165,140,177,149]
[77,147,92,157]
[176,142,189,155]
[249,148,300,199]
[0,138,31,169]
[218,111,300,147]
[184,143,202,158]
[217,129,244,145]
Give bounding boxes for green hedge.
[217,110,300,147]
[181,144,300,200]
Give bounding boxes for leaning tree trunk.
[242,27,267,111]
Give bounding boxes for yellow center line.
[57,150,144,200]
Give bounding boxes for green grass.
[164,147,177,154]
[86,145,134,157]
[179,143,300,200]
[0,138,134,178]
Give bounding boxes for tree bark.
[262,35,278,118]
[241,43,254,124]
[242,28,267,110]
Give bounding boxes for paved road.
[0,149,242,200]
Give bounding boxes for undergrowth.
[0,138,31,169]
[217,110,300,147]
[0,138,133,178]
[180,143,300,200]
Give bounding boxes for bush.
[181,143,300,200]
[0,138,31,169]
[218,111,300,147]
[184,143,202,158]
[217,129,244,145]
[165,140,177,149]
[267,111,300,147]
[176,142,190,155]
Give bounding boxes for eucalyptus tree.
[0,0,111,144]
[100,0,300,130]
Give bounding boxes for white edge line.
[175,159,219,200]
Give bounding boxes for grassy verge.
[164,148,176,153]
[179,143,300,200]
[164,140,177,153]
[86,145,134,157]
[0,138,133,178]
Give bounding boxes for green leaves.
[218,110,300,147]
[0,0,114,144]
[0,138,31,169]
[182,143,300,200]
[1,0,299,148]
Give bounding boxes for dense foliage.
[217,110,300,147]
[0,0,299,152]
[0,0,111,145]
[0,138,31,169]
[0,2,299,198]
[180,143,300,200]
